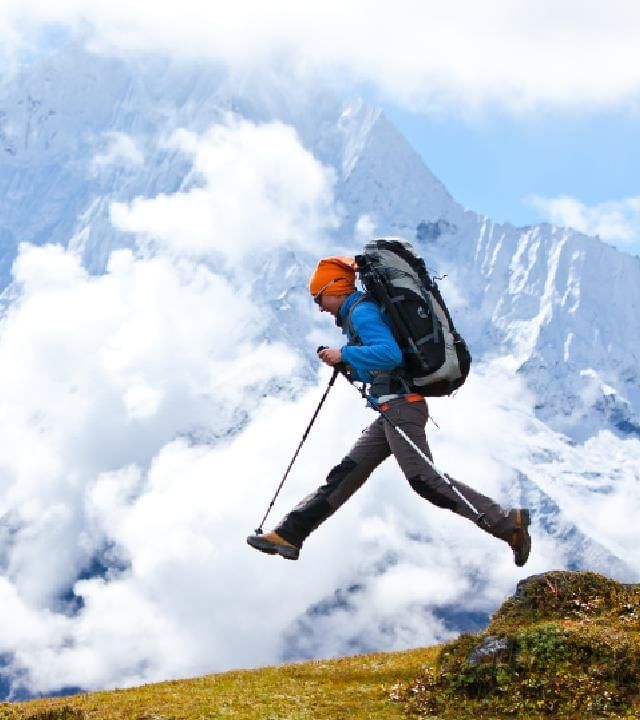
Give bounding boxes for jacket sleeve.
[340,302,402,380]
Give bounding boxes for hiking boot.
[508,508,531,567]
[246,531,300,560]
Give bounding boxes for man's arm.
[340,302,402,375]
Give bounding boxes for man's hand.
[317,347,342,367]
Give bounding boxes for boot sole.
[247,535,299,560]
[514,509,531,567]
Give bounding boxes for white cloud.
[528,193,640,245]
[92,131,144,170]
[110,119,337,264]
[1,243,638,693]
[1,111,639,698]
[0,233,541,694]
[1,241,297,601]
[354,214,377,243]
[0,115,348,692]
[3,1,640,113]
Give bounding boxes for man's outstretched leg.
[381,398,532,566]
[247,416,391,559]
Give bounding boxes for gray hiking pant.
[276,398,514,548]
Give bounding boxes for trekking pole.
[337,369,486,525]
[254,366,340,535]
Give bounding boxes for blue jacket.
[338,291,403,385]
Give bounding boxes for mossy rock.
[393,571,640,718]
[491,570,637,630]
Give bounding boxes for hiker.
[247,256,531,566]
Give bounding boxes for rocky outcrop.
[392,570,640,718]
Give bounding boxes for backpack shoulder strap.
[344,293,371,345]
[344,291,413,395]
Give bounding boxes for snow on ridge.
[0,42,462,284]
[337,96,381,180]
[1,41,639,445]
[425,215,640,439]
[335,107,464,237]
[2,41,639,442]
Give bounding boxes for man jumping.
[247,256,531,566]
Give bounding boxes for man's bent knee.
[408,474,457,510]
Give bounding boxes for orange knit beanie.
[308,257,356,297]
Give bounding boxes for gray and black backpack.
[355,237,471,397]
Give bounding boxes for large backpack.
[354,237,471,397]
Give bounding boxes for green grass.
[3,646,440,720]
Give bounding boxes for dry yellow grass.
[4,645,440,720]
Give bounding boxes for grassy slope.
[6,646,440,720]
[11,572,637,720]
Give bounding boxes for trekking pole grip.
[317,345,347,374]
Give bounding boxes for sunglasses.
[313,277,349,305]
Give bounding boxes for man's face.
[316,293,344,318]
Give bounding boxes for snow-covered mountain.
[0,42,639,699]
[3,44,638,442]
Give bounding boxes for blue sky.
[388,107,637,226]
[384,104,640,258]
